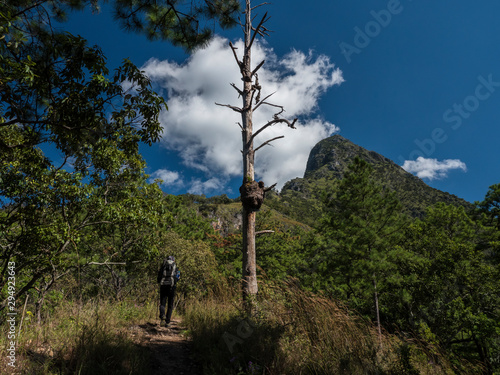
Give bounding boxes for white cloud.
[402,157,467,180]
[142,36,343,194]
[188,177,226,195]
[149,169,183,187]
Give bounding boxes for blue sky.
[60,1,500,203]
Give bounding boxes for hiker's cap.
[167,255,175,261]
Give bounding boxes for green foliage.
[0,0,166,314]
[476,183,500,267]
[308,158,408,321]
[266,135,472,226]
[199,201,311,283]
[0,298,154,374]
[183,281,461,374]
[112,0,240,50]
[398,203,500,372]
[477,183,500,230]
[156,231,220,298]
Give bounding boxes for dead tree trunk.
[217,0,296,312]
[241,1,258,305]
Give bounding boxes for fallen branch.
[256,230,275,235]
[88,261,127,266]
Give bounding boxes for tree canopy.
[0,0,169,311]
[112,0,240,50]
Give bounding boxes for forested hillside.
[177,154,500,374]
[266,135,473,226]
[184,154,499,374]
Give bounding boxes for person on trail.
[157,255,181,327]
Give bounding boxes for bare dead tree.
[216,0,296,312]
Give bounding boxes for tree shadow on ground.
[134,321,202,375]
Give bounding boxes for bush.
[183,279,469,374]
[0,298,154,374]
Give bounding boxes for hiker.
[157,255,181,327]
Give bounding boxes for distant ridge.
[265,135,472,226]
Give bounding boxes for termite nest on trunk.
[240,180,266,211]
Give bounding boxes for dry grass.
[0,298,156,374]
[183,279,474,375]
[0,280,482,375]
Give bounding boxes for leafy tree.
[316,157,408,337]
[477,183,500,230]
[476,183,500,267]
[0,0,166,313]
[401,203,500,373]
[254,209,308,281]
[158,232,220,298]
[0,0,265,319]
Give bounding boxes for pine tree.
[112,0,240,50]
[320,157,407,337]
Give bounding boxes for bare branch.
[252,119,276,140]
[284,117,298,129]
[260,102,285,114]
[248,12,269,50]
[252,3,270,11]
[254,135,284,152]
[253,24,271,38]
[249,88,257,110]
[237,15,245,33]
[253,92,276,111]
[256,230,275,235]
[88,262,127,266]
[251,59,265,77]
[229,41,243,68]
[215,102,243,113]
[230,83,243,97]
[251,115,296,142]
[264,183,277,192]
[55,154,69,172]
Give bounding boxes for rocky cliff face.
[304,135,356,179]
[305,135,398,179]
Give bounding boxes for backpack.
[160,259,177,286]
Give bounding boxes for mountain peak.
[267,135,472,224]
[304,134,395,179]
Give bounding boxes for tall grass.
[183,280,481,375]
[1,279,483,374]
[0,298,156,374]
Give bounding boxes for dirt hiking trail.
[129,318,202,375]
